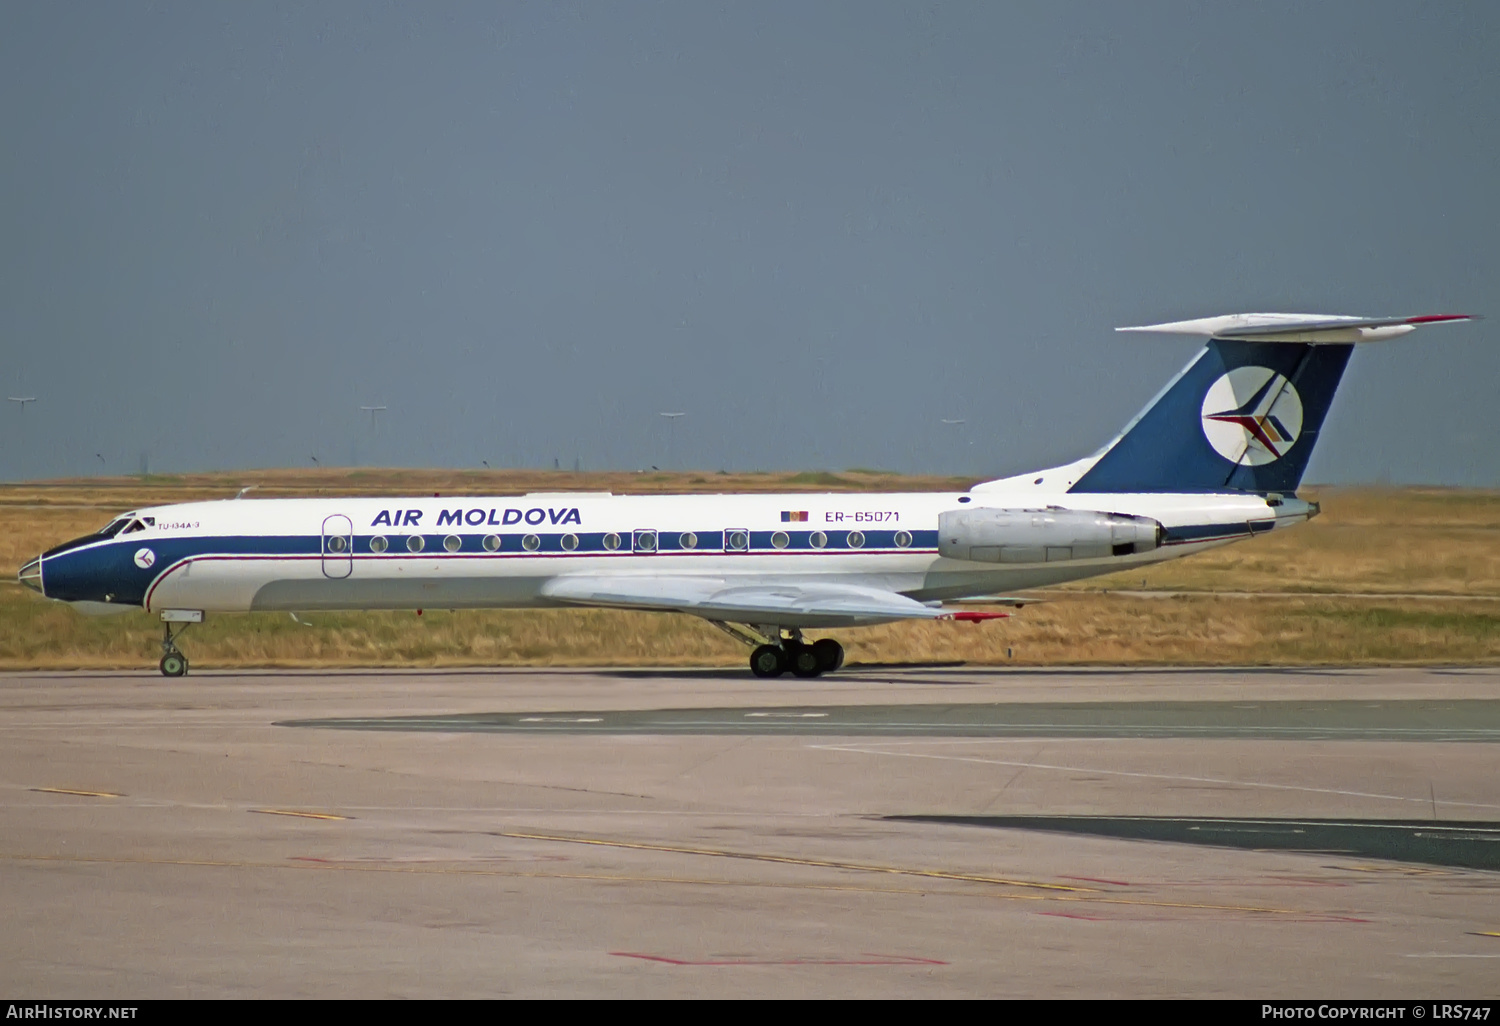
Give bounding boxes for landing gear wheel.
[158,620,194,677]
[750,644,787,678]
[812,638,844,673]
[789,644,823,678]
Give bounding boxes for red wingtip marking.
[1405,314,1474,324]
[942,611,1009,623]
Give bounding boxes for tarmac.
[2,665,1498,998]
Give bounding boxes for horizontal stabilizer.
[1117,313,1478,343]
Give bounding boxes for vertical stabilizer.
[1065,313,1476,495]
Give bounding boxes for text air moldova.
[370,507,583,529]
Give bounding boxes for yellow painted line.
[0,852,1034,893]
[496,829,1094,893]
[249,808,348,821]
[31,787,124,798]
[0,852,1322,915]
[1471,931,1500,938]
[1071,895,1314,916]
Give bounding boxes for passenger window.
[846,531,865,549]
[679,532,697,550]
[634,530,657,553]
[444,535,462,553]
[809,531,827,549]
[894,530,912,548]
[407,535,425,553]
[603,532,621,551]
[771,531,790,549]
[326,536,348,553]
[370,536,388,553]
[483,535,501,552]
[522,534,541,551]
[561,534,579,551]
[726,530,749,552]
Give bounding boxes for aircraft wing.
[539,574,999,628]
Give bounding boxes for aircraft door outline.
[321,514,354,579]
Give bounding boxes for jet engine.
[938,507,1164,563]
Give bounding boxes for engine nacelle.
[938,507,1164,563]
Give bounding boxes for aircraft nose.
[18,556,42,595]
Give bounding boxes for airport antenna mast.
[659,411,686,469]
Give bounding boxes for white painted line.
[517,717,603,723]
[809,743,1500,811]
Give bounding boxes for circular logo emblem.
[133,548,156,570]
[1200,367,1304,465]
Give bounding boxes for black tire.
[812,638,844,673]
[749,644,786,678]
[159,653,188,677]
[789,644,822,678]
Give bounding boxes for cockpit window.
[97,518,130,539]
[119,519,147,535]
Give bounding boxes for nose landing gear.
[159,647,188,677]
[156,610,203,677]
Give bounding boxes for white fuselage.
[92,486,1311,617]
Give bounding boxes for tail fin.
[1068,313,1477,495]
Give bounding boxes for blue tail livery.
[1070,313,1477,495]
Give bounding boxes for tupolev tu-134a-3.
[18,312,1477,678]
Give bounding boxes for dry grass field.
[2,468,1498,669]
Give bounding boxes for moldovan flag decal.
[780,511,809,522]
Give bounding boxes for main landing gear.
[749,638,843,679]
[708,622,844,678]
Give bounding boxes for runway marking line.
[0,852,1336,917]
[0,852,1039,897]
[811,742,1500,811]
[1405,953,1500,959]
[1470,931,1500,938]
[1039,911,1109,921]
[495,829,1093,893]
[249,808,349,821]
[1062,875,1133,886]
[611,952,947,967]
[31,788,123,798]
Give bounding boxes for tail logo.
[1200,367,1304,465]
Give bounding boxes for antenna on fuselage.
[7,397,37,413]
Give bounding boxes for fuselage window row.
[341,529,928,556]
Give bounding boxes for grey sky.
[2,2,1495,484]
